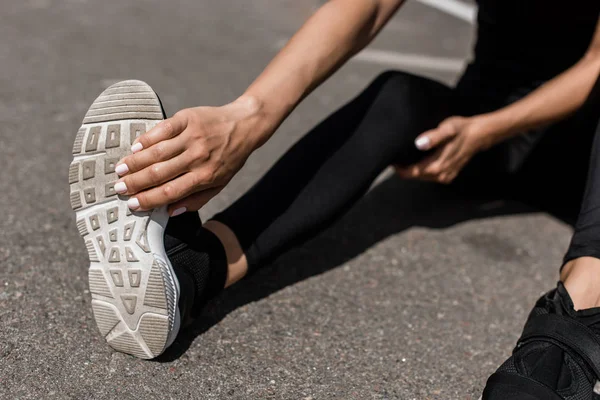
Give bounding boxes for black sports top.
[473,0,599,80]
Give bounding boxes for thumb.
[168,186,224,216]
[414,118,461,151]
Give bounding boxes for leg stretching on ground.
[212,71,453,275]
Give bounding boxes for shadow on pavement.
[155,176,576,362]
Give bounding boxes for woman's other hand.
[395,115,493,184]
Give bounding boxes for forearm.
[478,51,600,148]
[240,0,403,148]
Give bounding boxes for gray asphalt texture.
[0,0,574,399]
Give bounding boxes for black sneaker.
[482,282,600,399]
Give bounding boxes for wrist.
[469,113,511,150]
[232,93,281,151]
[241,82,298,117]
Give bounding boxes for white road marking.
[353,49,465,72]
[274,39,465,72]
[414,0,477,24]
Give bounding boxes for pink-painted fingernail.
[114,182,127,194]
[127,197,140,210]
[115,163,129,175]
[171,207,187,217]
[131,142,143,153]
[415,137,430,150]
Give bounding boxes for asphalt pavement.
[0,0,574,398]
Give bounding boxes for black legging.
[213,70,600,271]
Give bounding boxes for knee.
[368,71,426,99]
[370,70,413,87]
[364,71,446,112]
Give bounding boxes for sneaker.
[481,282,600,399]
[68,80,181,359]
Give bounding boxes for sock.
[164,213,228,318]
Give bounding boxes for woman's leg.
[480,116,600,398]
[501,97,600,310]
[560,118,600,310]
[211,71,454,282]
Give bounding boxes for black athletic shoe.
[481,282,600,399]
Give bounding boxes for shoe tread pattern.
[69,80,173,359]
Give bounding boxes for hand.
[395,116,491,184]
[113,96,269,215]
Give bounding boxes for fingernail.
[114,181,127,194]
[415,137,430,150]
[115,163,129,175]
[115,182,127,194]
[127,197,140,210]
[131,142,143,153]
[171,207,187,217]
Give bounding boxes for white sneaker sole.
[69,80,180,359]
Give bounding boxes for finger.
[395,168,410,179]
[432,145,467,182]
[437,173,453,185]
[116,135,186,176]
[411,164,426,178]
[446,172,458,183]
[399,144,449,181]
[414,121,457,151]
[414,148,444,176]
[116,154,190,195]
[131,116,187,153]
[422,138,463,177]
[128,172,200,211]
[436,152,469,184]
[408,170,439,182]
[168,186,224,215]
[394,165,414,179]
[422,161,443,177]
[443,156,469,184]
[414,129,437,150]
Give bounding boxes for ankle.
[561,257,600,310]
[203,220,248,288]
